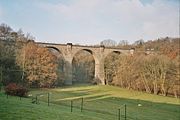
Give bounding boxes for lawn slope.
[0,85,180,120]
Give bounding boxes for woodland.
[0,23,179,98]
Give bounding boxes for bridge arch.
[72,48,97,60]
[45,46,65,58]
[104,51,122,85]
[45,46,61,52]
[104,50,121,59]
[45,46,65,85]
[72,49,95,84]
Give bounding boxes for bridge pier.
[95,59,105,85]
[64,60,73,85]
[64,43,73,85]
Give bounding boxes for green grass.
[0,93,108,120]
[0,85,180,120]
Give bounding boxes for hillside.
[1,85,180,120]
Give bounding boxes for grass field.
[0,84,180,120]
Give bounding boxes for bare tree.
[100,39,117,47]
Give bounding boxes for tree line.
[103,38,179,98]
[0,24,58,88]
[0,23,179,98]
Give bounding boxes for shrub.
[4,83,28,97]
[92,77,101,85]
[0,82,3,91]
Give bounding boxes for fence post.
[71,100,73,112]
[118,108,121,120]
[124,104,127,120]
[36,95,38,104]
[48,93,50,106]
[81,97,83,112]
[0,66,2,92]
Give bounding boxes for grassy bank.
[0,85,180,120]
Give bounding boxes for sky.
[0,0,179,45]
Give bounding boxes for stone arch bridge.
[38,42,133,85]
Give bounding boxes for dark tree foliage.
[0,24,23,85]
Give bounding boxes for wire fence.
[1,89,179,120]
[26,93,135,120]
[0,89,151,120]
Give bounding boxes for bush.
[4,83,28,97]
[92,77,101,85]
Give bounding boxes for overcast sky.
[0,0,179,45]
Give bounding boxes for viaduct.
[38,42,134,85]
